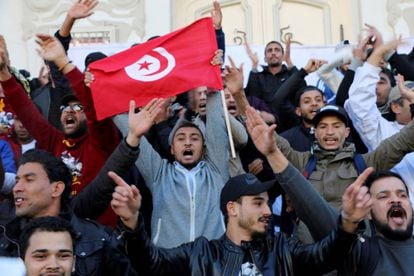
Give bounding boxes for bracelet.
[58,60,72,71]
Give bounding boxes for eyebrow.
[32,249,73,254]
[16,172,37,180]
[376,189,407,195]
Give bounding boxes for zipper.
[152,218,162,245]
[250,249,263,275]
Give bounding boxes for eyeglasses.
[60,103,84,113]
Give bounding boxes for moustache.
[387,203,407,219]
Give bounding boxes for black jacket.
[0,209,137,276]
[123,217,357,276]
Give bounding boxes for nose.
[263,204,272,216]
[46,256,60,271]
[12,179,23,193]
[390,193,402,204]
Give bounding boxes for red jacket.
[2,68,120,225]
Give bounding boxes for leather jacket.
[0,207,137,276]
[123,217,357,276]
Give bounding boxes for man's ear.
[345,126,351,138]
[390,101,402,115]
[226,201,238,218]
[295,106,302,117]
[51,181,65,198]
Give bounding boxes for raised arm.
[113,99,167,190]
[245,106,338,240]
[110,171,192,275]
[344,38,401,150]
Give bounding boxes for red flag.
[89,17,223,120]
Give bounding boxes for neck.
[17,137,34,145]
[268,64,282,75]
[302,119,314,129]
[226,222,252,246]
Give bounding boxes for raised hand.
[244,39,259,70]
[126,98,165,146]
[284,33,293,68]
[341,167,374,233]
[223,56,244,95]
[0,36,11,79]
[0,35,10,67]
[248,158,264,175]
[397,74,414,103]
[211,0,222,30]
[84,70,94,87]
[68,0,99,20]
[245,106,277,156]
[367,36,401,67]
[109,171,141,230]
[303,58,327,74]
[353,34,371,62]
[210,49,223,66]
[364,23,383,49]
[38,65,50,87]
[36,34,68,67]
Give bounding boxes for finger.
[228,55,236,69]
[108,171,130,188]
[356,191,371,209]
[112,191,129,202]
[128,100,136,117]
[131,185,141,199]
[144,98,160,112]
[352,167,374,190]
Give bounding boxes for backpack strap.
[302,154,317,179]
[353,154,367,174]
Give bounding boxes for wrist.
[126,132,140,148]
[55,56,70,69]
[341,210,361,224]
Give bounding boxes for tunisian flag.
[89,17,223,120]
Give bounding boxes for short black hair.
[365,170,408,196]
[168,120,205,146]
[380,68,396,87]
[264,41,284,55]
[19,149,72,207]
[19,216,76,258]
[294,85,325,107]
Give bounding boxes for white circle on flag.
[124,47,176,82]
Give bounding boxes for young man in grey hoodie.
[113,92,229,248]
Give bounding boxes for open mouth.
[65,116,76,126]
[388,206,406,225]
[183,149,193,157]
[258,217,270,225]
[14,197,25,206]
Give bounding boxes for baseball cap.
[220,173,275,215]
[313,105,349,126]
[60,94,80,106]
[388,81,414,103]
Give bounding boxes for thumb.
[131,185,141,199]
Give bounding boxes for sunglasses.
[60,103,84,113]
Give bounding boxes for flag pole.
[220,89,236,159]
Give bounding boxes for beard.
[268,61,281,68]
[65,119,88,139]
[371,209,413,241]
[238,216,270,240]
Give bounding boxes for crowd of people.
[0,0,414,275]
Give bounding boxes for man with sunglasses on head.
[0,35,120,226]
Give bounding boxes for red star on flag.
[138,61,152,70]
